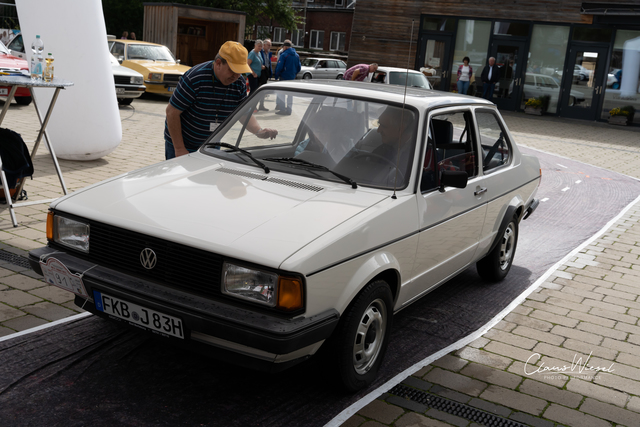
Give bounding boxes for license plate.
[0,88,7,95]
[40,257,88,297]
[167,86,175,92]
[93,291,184,339]
[115,87,126,94]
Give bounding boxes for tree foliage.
[102,0,300,40]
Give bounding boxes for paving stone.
[423,408,468,427]
[549,324,603,345]
[561,338,618,360]
[580,398,640,426]
[542,403,612,427]
[0,274,46,291]
[357,399,405,425]
[593,285,638,300]
[531,310,581,328]
[594,370,640,396]
[519,378,582,408]
[508,361,569,388]
[484,329,537,350]
[341,414,366,427]
[627,396,640,413]
[0,325,16,336]
[587,306,637,324]
[601,337,640,357]
[21,302,77,322]
[454,347,512,370]
[394,412,455,427]
[430,354,468,372]
[576,320,627,340]
[467,397,511,418]
[386,395,427,413]
[28,285,75,304]
[509,411,555,427]
[478,385,546,415]
[460,362,523,390]
[0,303,24,322]
[1,314,48,331]
[412,365,433,378]
[566,378,628,407]
[511,325,565,346]
[546,297,591,313]
[493,319,517,332]
[402,376,433,392]
[424,368,487,397]
[603,295,640,311]
[359,421,387,427]
[522,299,570,316]
[429,385,473,404]
[483,341,538,364]
[467,336,490,349]
[0,289,43,307]
[503,313,553,331]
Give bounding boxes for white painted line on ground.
[541,198,550,202]
[325,194,640,427]
[575,180,582,184]
[0,312,92,343]
[562,187,570,192]
[557,164,568,168]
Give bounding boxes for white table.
[0,75,74,227]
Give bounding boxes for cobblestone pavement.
[1,96,640,427]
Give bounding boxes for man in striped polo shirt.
[165,41,277,159]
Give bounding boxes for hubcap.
[352,298,387,375]
[498,223,516,270]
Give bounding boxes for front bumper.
[115,83,146,99]
[29,246,339,371]
[143,80,177,95]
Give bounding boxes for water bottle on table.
[30,35,45,80]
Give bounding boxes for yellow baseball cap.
[218,41,252,74]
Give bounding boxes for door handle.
[474,187,487,196]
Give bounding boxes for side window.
[475,110,511,173]
[422,111,477,192]
[111,42,125,59]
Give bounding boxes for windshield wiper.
[204,142,270,173]
[262,157,357,189]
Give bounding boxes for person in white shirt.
[456,57,473,95]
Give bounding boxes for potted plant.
[608,106,635,126]
[524,97,544,115]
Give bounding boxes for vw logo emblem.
[140,248,157,270]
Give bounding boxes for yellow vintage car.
[108,39,191,96]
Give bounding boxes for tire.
[118,98,133,105]
[336,74,343,80]
[302,73,312,80]
[15,96,32,106]
[477,215,519,282]
[331,279,393,392]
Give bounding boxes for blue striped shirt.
[164,61,247,151]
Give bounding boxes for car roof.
[376,66,423,74]
[112,39,166,47]
[261,80,494,109]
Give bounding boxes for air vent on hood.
[216,167,324,192]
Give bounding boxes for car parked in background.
[296,57,347,80]
[6,32,24,60]
[369,66,433,89]
[108,39,191,96]
[522,73,585,109]
[29,80,540,392]
[109,54,146,105]
[0,40,32,105]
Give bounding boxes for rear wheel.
[303,73,312,80]
[331,280,393,392]
[15,96,32,106]
[477,216,519,282]
[336,74,344,80]
[118,98,133,105]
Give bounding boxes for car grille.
[163,74,181,84]
[113,75,131,85]
[78,219,224,299]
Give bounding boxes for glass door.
[489,40,527,110]
[417,34,453,92]
[559,45,609,120]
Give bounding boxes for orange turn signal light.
[46,211,54,240]
[276,277,303,311]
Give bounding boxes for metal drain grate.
[0,250,32,269]
[389,384,527,427]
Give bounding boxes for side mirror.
[117,56,124,64]
[177,59,181,64]
[439,170,468,193]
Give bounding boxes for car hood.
[53,155,388,269]
[112,63,143,78]
[123,60,190,74]
[0,53,27,69]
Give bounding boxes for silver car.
[109,54,146,105]
[296,57,347,80]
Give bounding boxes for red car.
[0,41,32,106]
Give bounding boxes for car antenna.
[391,19,414,200]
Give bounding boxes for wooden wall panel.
[348,0,609,68]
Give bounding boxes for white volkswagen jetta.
[30,80,540,391]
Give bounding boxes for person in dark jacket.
[257,38,273,111]
[274,40,301,115]
[480,57,500,100]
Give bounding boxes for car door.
[316,60,328,79]
[398,107,488,308]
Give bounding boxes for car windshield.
[388,72,430,89]
[202,89,418,190]
[126,44,176,61]
[301,58,318,67]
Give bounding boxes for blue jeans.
[165,139,176,160]
[482,83,495,100]
[276,93,293,111]
[457,80,470,95]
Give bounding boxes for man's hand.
[256,128,278,140]
[174,146,190,157]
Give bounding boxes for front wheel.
[303,73,312,80]
[477,216,519,282]
[118,98,133,105]
[336,74,344,80]
[332,280,393,392]
[15,96,32,106]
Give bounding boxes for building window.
[292,29,304,47]
[256,26,270,39]
[330,32,346,51]
[421,17,455,32]
[310,30,324,49]
[601,29,640,124]
[273,27,286,43]
[335,0,345,6]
